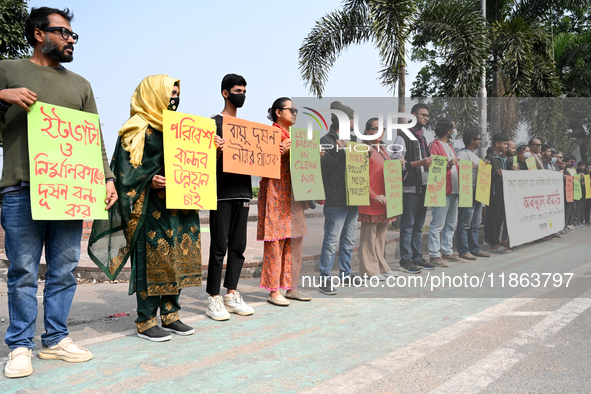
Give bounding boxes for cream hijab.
[118,74,179,167]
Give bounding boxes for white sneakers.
[38,337,93,363]
[4,347,33,378]
[223,292,254,316]
[206,292,255,320]
[206,295,231,321]
[383,270,399,278]
[4,337,93,378]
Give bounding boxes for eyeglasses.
[473,138,482,141]
[416,112,429,119]
[43,26,79,43]
[281,107,298,115]
[368,127,380,133]
[531,143,542,147]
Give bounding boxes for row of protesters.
[257,98,312,306]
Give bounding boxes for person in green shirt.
[0,7,117,379]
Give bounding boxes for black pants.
[207,200,250,295]
[585,200,591,224]
[565,202,573,226]
[486,198,505,246]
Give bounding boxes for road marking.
[432,289,591,394]
[305,260,591,394]
[304,297,534,394]
[505,311,552,316]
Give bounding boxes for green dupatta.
[88,126,201,296]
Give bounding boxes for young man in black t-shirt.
[206,74,254,320]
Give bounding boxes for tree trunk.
[580,135,589,163]
[398,64,406,126]
[491,55,502,136]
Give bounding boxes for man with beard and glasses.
[0,7,117,378]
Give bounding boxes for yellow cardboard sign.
[458,160,473,207]
[425,155,447,207]
[345,142,370,206]
[290,127,325,201]
[525,156,537,170]
[384,160,403,217]
[475,159,492,206]
[163,110,217,210]
[585,174,591,199]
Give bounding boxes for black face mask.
[227,92,245,108]
[168,97,180,111]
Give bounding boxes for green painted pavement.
[1,232,590,393]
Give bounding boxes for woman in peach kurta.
[257,97,309,306]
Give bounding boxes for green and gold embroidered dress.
[88,75,201,332]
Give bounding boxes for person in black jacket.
[206,74,255,320]
[391,103,435,273]
[487,134,510,253]
[317,101,357,295]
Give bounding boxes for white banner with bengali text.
[502,170,564,247]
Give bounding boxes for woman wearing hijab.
[258,97,310,306]
[89,75,204,341]
[358,118,403,280]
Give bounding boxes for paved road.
[0,228,589,393]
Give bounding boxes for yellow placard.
[458,160,473,207]
[525,156,537,170]
[163,110,217,210]
[424,155,447,207]
[384,160,403,217]
[585,174,591,199]
[475,159,492,206]
[345,142,370,206]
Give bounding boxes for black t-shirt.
[212,114,253,201]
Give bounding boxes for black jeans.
[207,200,250,295]
[486,198,505,246]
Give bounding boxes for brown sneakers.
[429,256,449,267]
[442,254,466,263]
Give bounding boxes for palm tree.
[554,30,591,160]
[411,1,589,139]
[298,0,489,119]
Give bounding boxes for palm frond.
[369,0,417,89]
[414,0,489,97]
[493,17,533,96]
[298,4,373,97]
